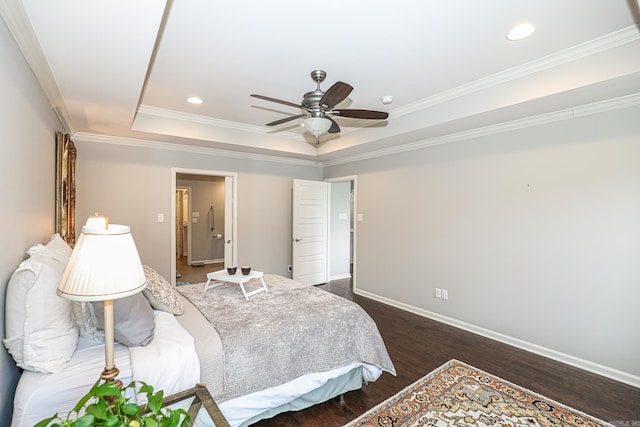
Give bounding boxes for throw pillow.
[141,265,184,315]
[91,292,155,347]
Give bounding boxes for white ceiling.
[3,0,640,162]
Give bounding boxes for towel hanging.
[208,206,214,231]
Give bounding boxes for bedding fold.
[129,311,200,398]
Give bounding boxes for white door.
[292,179,329,285]
[224,175,235,267]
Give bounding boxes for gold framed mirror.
[55,131,76,246]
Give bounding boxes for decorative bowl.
[241,266,251,275]
[227,266,237,275]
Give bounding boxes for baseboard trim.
[329,273,352,281]
[354,288,640,388]
[190,259,223,266]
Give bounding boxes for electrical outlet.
[435,288,442,299]
[441,289,449,300]
[287,265,292,272]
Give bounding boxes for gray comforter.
[177,274,395,401]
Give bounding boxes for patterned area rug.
[345,359,612,427]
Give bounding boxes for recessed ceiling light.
[187,96,203,105]
[507,23,536,41]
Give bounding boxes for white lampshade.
[57,224,146,301]
[303,116,332,138]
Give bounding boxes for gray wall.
[177,174,225,263]
[0,17,64,424]
[325,104,640,382]
[73,138,322,281]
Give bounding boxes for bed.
[5,235,395,427]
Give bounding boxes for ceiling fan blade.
[319,81,353,110]
[266,114,306,126]
[251,94,304,110]
[332,109,389,120]
[327,116,341,134]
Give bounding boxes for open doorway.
[171,168,237,286]
[326,175,357,292]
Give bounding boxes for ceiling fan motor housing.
[302,91,325,117]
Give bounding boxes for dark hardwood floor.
[176,259,640,426]
[175,256,222,285]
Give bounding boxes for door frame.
[325,175,357,291]
[176,186,192,265]
[171,168,238,286]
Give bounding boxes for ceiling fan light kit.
[251,70,389,141]
[303,117,332,138]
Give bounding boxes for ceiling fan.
[251,70,389,141]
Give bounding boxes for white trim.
[354,288,640,389]
[0,0,74,133]
[72,132,323,168]
[329,273,352,281]
[74,92,640,169]
[137,105,303,142]
[323,92,640,167]
[325,175,358,290]
[389,25,640,120]
[190,258,224,265]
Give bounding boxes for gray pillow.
[92,292,155,347]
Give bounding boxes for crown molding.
[0,0,75,134]
[77,93,640,170]
[72,132,323,168]
[390,25,640,119]
[137,104,304,142]
[323,92,640,167]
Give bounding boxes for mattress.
[13,336,133,427]
[12,311,200,427]
[13,288,386,427]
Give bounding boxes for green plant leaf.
[138,383,153,394]
[71,414,96,427]
[122,403,141,417]
[72,379,103,413]
[102,413,123,427]
[146,391,164,414]
[35,414,60,427]
[86,400,109,420]
[141,416,159,427]
[168,409,186,427]
[94,382,124,398]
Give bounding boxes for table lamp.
[57,219,146,385]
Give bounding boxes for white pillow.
[27,233,72,264]
[142,265,184,315]
[3,250,78,372]
[71,301,104,341]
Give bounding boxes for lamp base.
[101,366,122,389]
